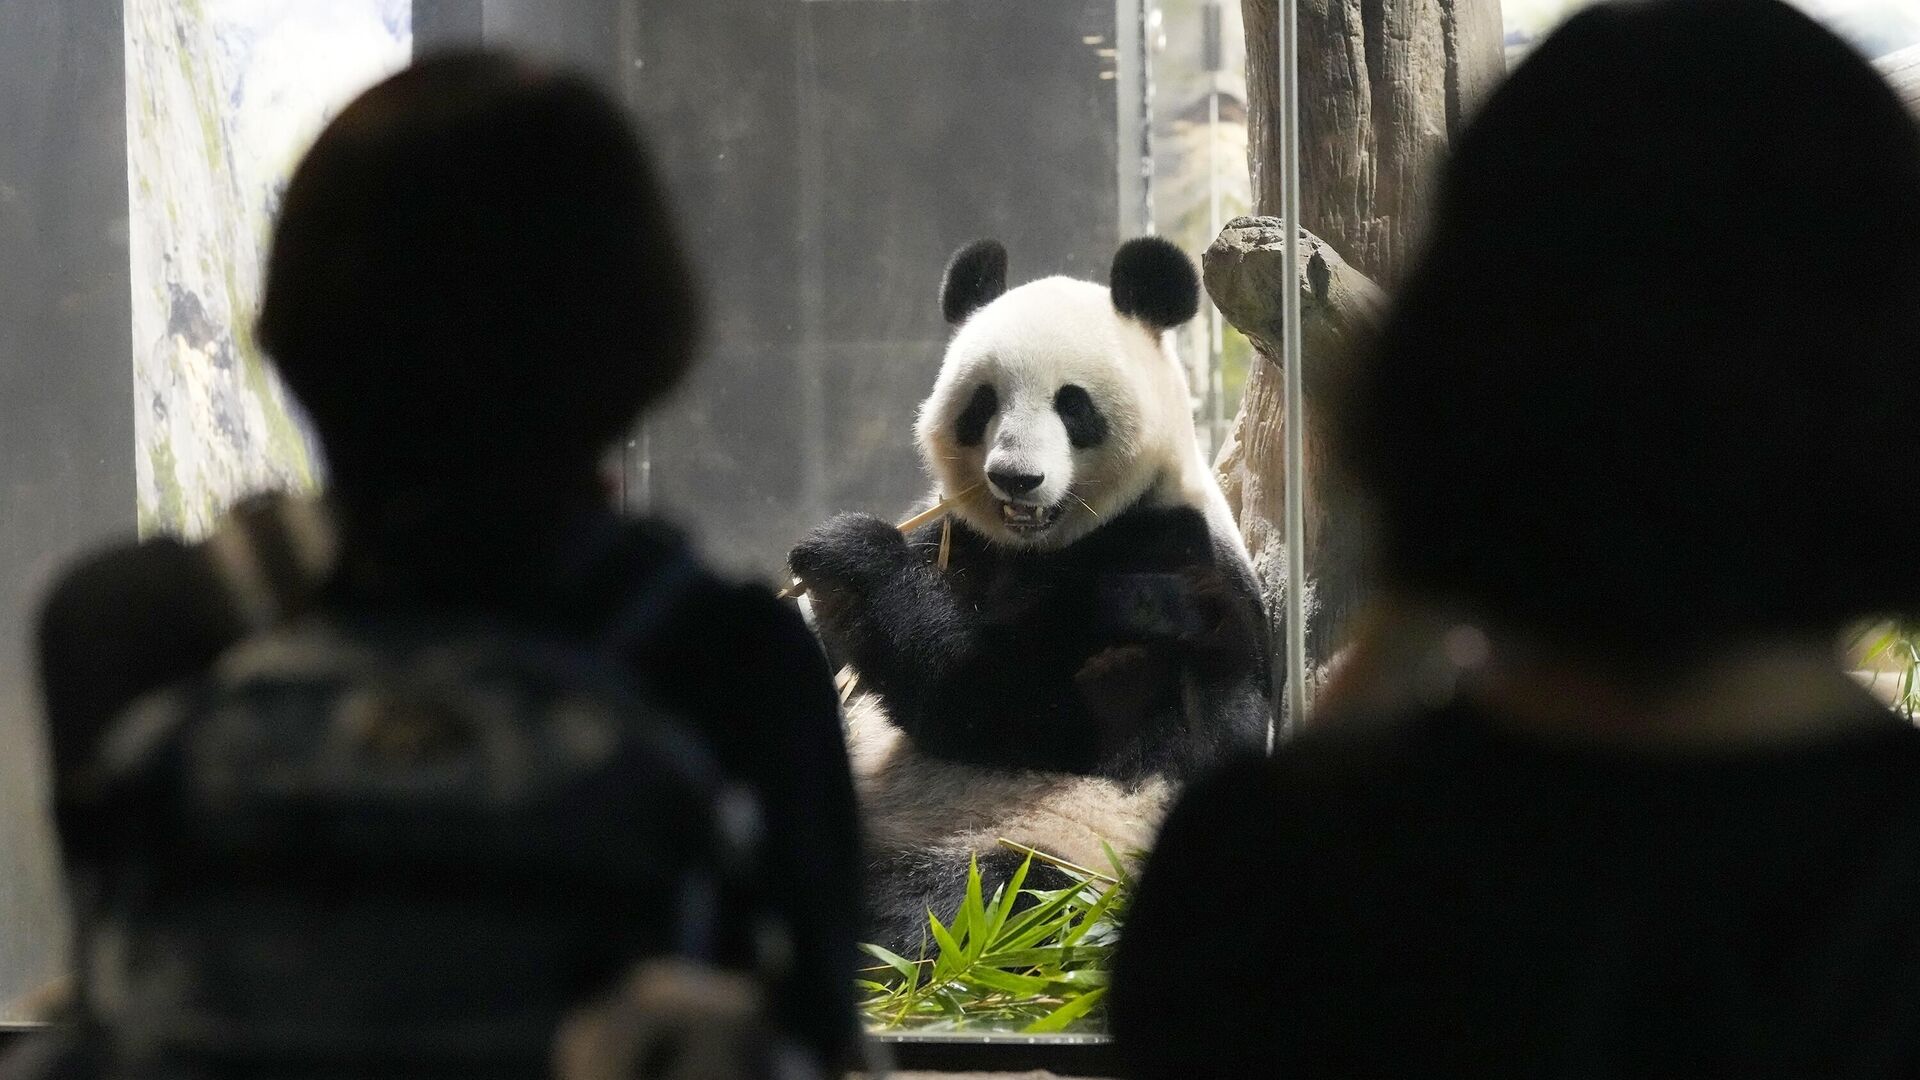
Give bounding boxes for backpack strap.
[533,510,708,658]
[599,547,707,658]
[202,493,337,632]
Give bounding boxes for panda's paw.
[1177,564,1264,652]
[788,512,913,594]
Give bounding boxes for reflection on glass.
[125,0,408,537]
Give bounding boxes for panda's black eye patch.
[954,384,998,446]
[1054,384,1108,449]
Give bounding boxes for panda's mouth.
[997,500,1061,533]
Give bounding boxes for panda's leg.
[864,848,971,959]
[865,846,1082,959]
[972,849,1079,922]
[867,845,1090,953]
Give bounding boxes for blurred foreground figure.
[4,52,858,1080]
[1113,1,1920,1076]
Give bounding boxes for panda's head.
[915,237,1203,551]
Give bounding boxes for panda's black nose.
[988,469,1044,497]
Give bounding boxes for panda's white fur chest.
[843,692,1172,874]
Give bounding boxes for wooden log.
[1207,217,1385,665]
[1204,217,1386,404]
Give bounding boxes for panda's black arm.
[899,625,1268,781]
[1177,669,1273,775]
[888,546,1274,781]
[1069,549,1275,782]
[790,514,1112,771]
[1180,547,1278,770]
[789,511,988,691]
[791,512,1273,780]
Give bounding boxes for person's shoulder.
[43,534,203,605]
[604,520,849,794]
[1160,708,1458,839]
[39,534,225,646]
[36,532,245,792]
[1258,707,1452,790]
[607,518,820,656]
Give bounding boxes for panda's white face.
[916,276,1198,551]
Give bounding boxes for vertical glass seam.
[1278,0,1310,744]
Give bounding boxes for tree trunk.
[1208,219,1384,660]
[1222,0,1502,687]
[1242,0,1504,284]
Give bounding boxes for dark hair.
[1337,0,1920,661]
[258,50,699,490]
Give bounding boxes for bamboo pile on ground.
[856,842,1130,1034]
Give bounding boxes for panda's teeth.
[998,501,1057,530]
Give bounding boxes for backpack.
[61,496,791,1079]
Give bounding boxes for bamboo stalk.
[834,664,861,705]
[779,482,982,600]
[994,838,1122,886]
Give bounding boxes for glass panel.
[625,0,1253,1037]
[12,0,1908,1046]
[1159,2,1256,462]
[0,0,1265,1046]
[0,5,125,1017]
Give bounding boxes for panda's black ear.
[941,240,1009,325]
[1110,236,1200,331]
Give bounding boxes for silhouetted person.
[1112,1,1920,1076]
[8,52,860,1079]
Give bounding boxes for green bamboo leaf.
[980,945,1108,969]
[927,910,968,972]
[1022,987,1108,1033]
[997,881,1097,947]
[934,988,967,1021]
[985,854,1034,942]
[859,942,921,982]
[959,966,1056,995]
[961,856,989,960]
[1865,630,1898,663]
[859,841,1138,1032]
[995,912,1077,954]
[1063,885,1121,946]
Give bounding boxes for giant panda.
[788,236,1272,954]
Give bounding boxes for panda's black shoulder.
[1074,503,1221,570]
[900,515,951,564]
